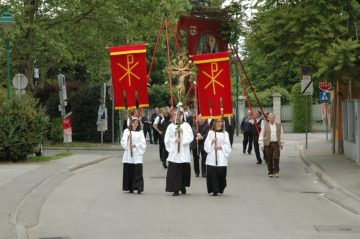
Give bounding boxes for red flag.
[109,44,149,110]
[192,51,233,119]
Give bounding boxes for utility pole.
[97,83,108,144]
[58,74,71,152]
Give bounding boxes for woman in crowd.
[121,118,146,194]
[204,118,232,196]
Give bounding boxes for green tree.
[0,95,49,161]
[244,0,360,92]
[148,84,171,107]
[5,0,192,93]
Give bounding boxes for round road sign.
[319,80,332,92]
[12,73,28,89]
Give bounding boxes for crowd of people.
[121,106,284,196]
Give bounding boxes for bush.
[148,84,171,107]
[247,85,290,107]
[46,117,63,143]
[0,95,49,161]
[290,83,312,133]
[70,83,119,142]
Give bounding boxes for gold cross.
[117,55,140,86]
[202,63,224,95]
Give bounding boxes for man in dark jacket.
[158,110,172,169]
[223,115,236,147]
[151,107,159,144]
[190,115,209,177]
[141,110,153,144]
[252,111,263,164]
[240,110,254,154]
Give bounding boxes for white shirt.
[121,129,146,164]
[154,115,164,125]
[164,122,194,163]
[204,130,232,166]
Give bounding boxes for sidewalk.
[298,133,360,215]
[0,153,112,239]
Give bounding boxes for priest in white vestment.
[165,110,194,196]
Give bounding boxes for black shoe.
[129,190,134,193]
[212,192,218,196]
[138,190,142,194]
[150,142,153,144]
[202,174,206,177]
[256,161,262,164]
[173,192,179,196]
[181,188,186,194]
[248,151,251,155]
[195,173,199,177]
[243,150,246,154]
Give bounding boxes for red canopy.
[177,15,228,56]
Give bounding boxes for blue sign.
[319,91,330,104]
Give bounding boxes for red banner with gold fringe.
[109,44,149,110]
[191,51,233,119]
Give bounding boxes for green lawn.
[44,142,119,148]
[29,152,73,162]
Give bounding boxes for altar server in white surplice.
[204,118,232,196]
[165,110,194,196]
[121,118,146,194]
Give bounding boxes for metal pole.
[59,87,69,152]
[332,87,337,154]
[112,97,114,143]
[305,95,308,149]
[236,73,239,136]
[119,110,123,143]
[6,39,11,99]
[326,104,329,140]
[101,131,103,144]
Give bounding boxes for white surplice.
[164,122,194,163]
[204,130,232,166]
[121,129,146,164]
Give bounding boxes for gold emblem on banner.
[202,63,224,95]
[117,55,140,86]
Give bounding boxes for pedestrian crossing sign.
[319,91,330,104]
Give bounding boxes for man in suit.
[252,111,263,164]
[223,114,236,147]
[151,107,160,144]
[190,114,209,177]
[240,110,254,154]
[141,110,153,144]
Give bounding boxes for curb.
[298,145,360,215]
[15,155,113,239]
[45,147,123,151]
[67,155,113,171]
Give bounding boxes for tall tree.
[3,0,191,92]
[244,0,360,91]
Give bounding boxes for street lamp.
[0,6,15,99]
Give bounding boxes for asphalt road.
[28,136,360,239]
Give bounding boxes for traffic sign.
[12,73,28,89]
[301,76,313,95]
[319,80,332,91]
[319,91,330,104]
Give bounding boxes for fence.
[244,104,327,133]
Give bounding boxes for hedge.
[290,83,312,133]
[0,95,49,161]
